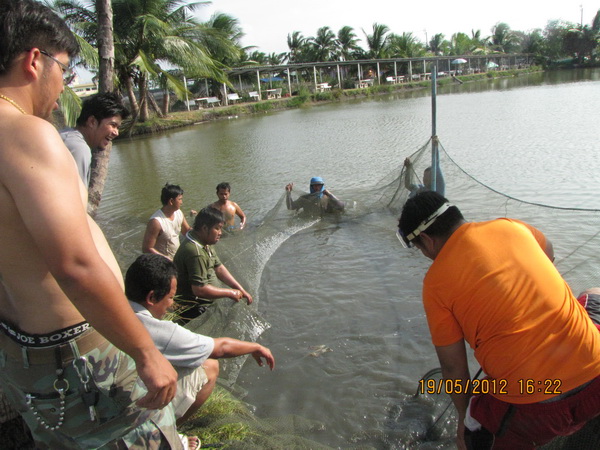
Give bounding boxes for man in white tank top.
[142,183,192,260]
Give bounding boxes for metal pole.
[256,70,261,99]
[183,75,189,111]
[287,68,292,96]
[431,65,438,192]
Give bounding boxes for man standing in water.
[0,1,179,448]
[285,176,345,215]
[174,207,252,323]
[209,182,246,231]
[397,191,600,449]
[143,183,192,260]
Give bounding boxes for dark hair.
[193,207,224,231]
[76,92,130,127]
[0,0,79,75]
[160,183,184,206]
[216,182,231,192]
[125,254,177,304]
[398,191,464,245]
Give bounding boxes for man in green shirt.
[173,207,252,323]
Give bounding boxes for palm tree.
[287,31,305,63]
[363,23,390,58]
[336,26,360,61]
[57,0,234,122]
[310,26,337,61]
[489,22,520,53]
[470,29,488,54]
[95,0,115,93]
[428,33,448,56]
[387,32,424,58]
[449,32,474,55]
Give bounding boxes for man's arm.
[141,219,169,258]
[233,202,246,229]
[323,189,345,211]
[285,183,298,210]
[181,215,192,235]
[214,264,253,304]
[211,338,274,369]
[403,158,416,190]
[435,340,471,450]
[190,264,252,304]
[5,119,177,408]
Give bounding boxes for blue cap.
[310,176,324,185]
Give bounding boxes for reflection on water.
[97,69,600,448]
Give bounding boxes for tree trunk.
[125,75,139,118]
[161,88,170,116]
[96,0,114,93]
[147,90,164,118]
[139,74,149,122]
[88,0,115,215]
[87,144,113,215]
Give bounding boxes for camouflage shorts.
[0,328,182,449]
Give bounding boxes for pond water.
[97,68,600,449]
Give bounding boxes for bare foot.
[188,436,200,450]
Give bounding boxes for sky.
[194,0,598,54]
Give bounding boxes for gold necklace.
[0,94,27,115]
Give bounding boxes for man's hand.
[134,350,178,410]
[241,289,253,304]
[228,289,243,301]
[251,345,275,370]
[285,183,294,192]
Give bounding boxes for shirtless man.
[0,2,179,448]
[210,182,246,231]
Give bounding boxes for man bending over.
[125,254,274,426]
[397,191,600,449]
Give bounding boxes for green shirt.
[173,233,222,301]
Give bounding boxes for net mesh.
[3,137,600,448]
[182,136,600,448]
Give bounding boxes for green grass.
[179,386,260,445]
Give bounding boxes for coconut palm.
[387,32,425,58]
[310,26,337,61]
[489,22,520,53]
[336,26,360,61]
[56,0,233,122]
[287,31,306,63]
[363,23,390,58]
[469,30,488,54]
[428,33,448,56]
[449,32,474,55]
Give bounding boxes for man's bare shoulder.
[0,113,66,167]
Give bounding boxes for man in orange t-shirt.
[398,191,600,450]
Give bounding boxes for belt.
[0,328,106,366]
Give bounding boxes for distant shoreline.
[120,67,542,139]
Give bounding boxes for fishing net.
[3,136,600,448]
[180,136,600,448]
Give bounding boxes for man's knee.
[203,358,219,380]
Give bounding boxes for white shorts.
[172,365,208,419]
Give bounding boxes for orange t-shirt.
[423,218,600,403]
